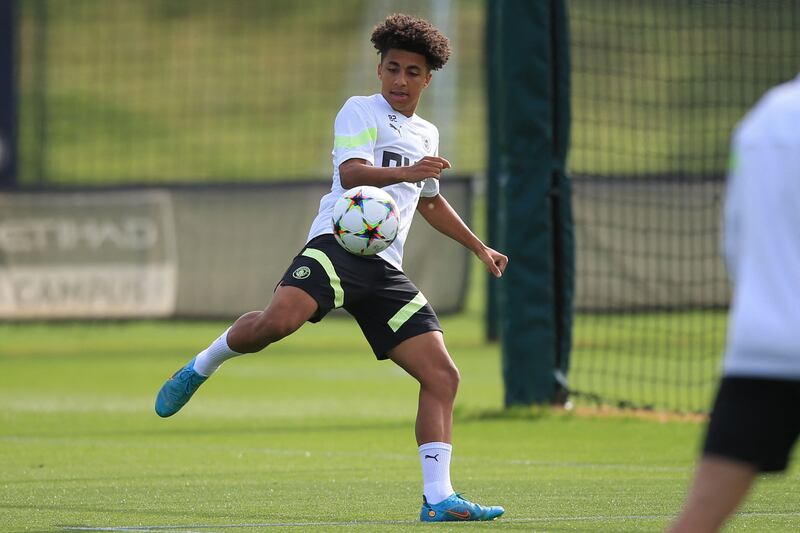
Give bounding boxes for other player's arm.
[339,156,451,189]
[417,194,508,278]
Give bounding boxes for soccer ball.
[332,186,399,255]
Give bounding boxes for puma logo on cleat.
[424,454,439,462]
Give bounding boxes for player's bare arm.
[339,156,451,189]
[417,194,508,278]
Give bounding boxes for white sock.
[419,442,455,505]
[192,327,242,377]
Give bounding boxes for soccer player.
[155,13,507,522]
[668,74,800,533]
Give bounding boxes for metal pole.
[0,0,17,186]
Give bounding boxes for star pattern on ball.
[378,199,397,218]
[345,190,368,213]
[331,186,398,256]
[356,219,388,247]
[332,216,347,237]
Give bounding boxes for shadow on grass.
[453,404,570,422]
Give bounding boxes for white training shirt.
[722,74,800,379]
[306,94,440,271]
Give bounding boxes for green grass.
[2,309,799,532]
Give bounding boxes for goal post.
[486,0,574,406]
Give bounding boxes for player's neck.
[381,92,418,118]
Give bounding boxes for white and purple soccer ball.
[332,185,399,256]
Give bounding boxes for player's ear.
[423,71,432,88]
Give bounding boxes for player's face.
[377,49,432,117]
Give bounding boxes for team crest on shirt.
[422,136,432,153]
[292,266,311,279]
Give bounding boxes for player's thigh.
[389,331,459,386]
[262,284,318,330]
[230,284,317,349]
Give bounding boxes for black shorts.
[278,234,442,360]
[703,376,800,472]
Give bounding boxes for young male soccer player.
[668,74,800,532]
[155,13,507,522]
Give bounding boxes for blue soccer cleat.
[419,493,505,522]
[155,357,208,418]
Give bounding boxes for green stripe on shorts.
[388,292,428,333]
[301,248,344,308]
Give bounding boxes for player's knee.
[426,362,459,399]
[254,313,301,344]
[444,364,461,396]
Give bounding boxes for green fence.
[568,0,799,412]
[15,0,486,185]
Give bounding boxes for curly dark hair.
[370,13,451,71]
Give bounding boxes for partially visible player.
[154,13,507,522]
[668,74,800,533]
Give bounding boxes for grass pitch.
[1,312,798,532]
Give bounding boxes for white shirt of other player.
[722,74,800,379]
[307,93,440,270]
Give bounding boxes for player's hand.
[477,246,508,278]
[406,156,451,183]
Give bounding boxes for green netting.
[568,0,799,412]
[16,0,485,185]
